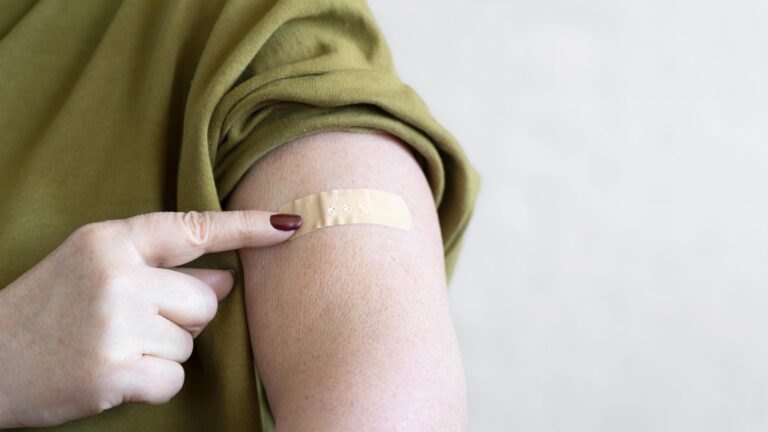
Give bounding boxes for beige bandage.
[278,188,412,240]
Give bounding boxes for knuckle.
[69,220,129,254]
[151,363,185,405]
[180,211,214,247]
[243,210,272,239]
[95,339,133,371]
[236,210,258,237]
[188,325,204,339]
[118,360,185,406]
[70,223,109,249]
[194,287,219,324]
[93,268,130,297]
[180,331,195,362]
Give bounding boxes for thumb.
[124,210,301,267]
[172,268,237,301]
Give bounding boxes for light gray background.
[368,1,768,431]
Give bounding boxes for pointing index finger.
[126,210,300,267]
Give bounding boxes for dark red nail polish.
[270,214,302,231]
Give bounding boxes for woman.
[0,0,480,430]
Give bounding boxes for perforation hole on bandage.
[277,188,412,240]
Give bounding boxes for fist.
[0,211,300,428]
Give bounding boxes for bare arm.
[226,131,468,431]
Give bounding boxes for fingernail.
[270,213,302,231]
[227,268,238,285]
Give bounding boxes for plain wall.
[368,1,768,431]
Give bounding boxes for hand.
[0,210,299,429]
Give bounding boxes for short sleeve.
[182,0,480,283]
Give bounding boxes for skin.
[0,210,296,428]
[0,130,469,430]
[227,131,469,431]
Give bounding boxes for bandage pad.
[277,188,412,240]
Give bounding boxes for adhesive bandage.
[277,188,412,240]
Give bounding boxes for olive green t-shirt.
[0,0,480,430]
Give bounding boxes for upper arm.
[225,130,468,431]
